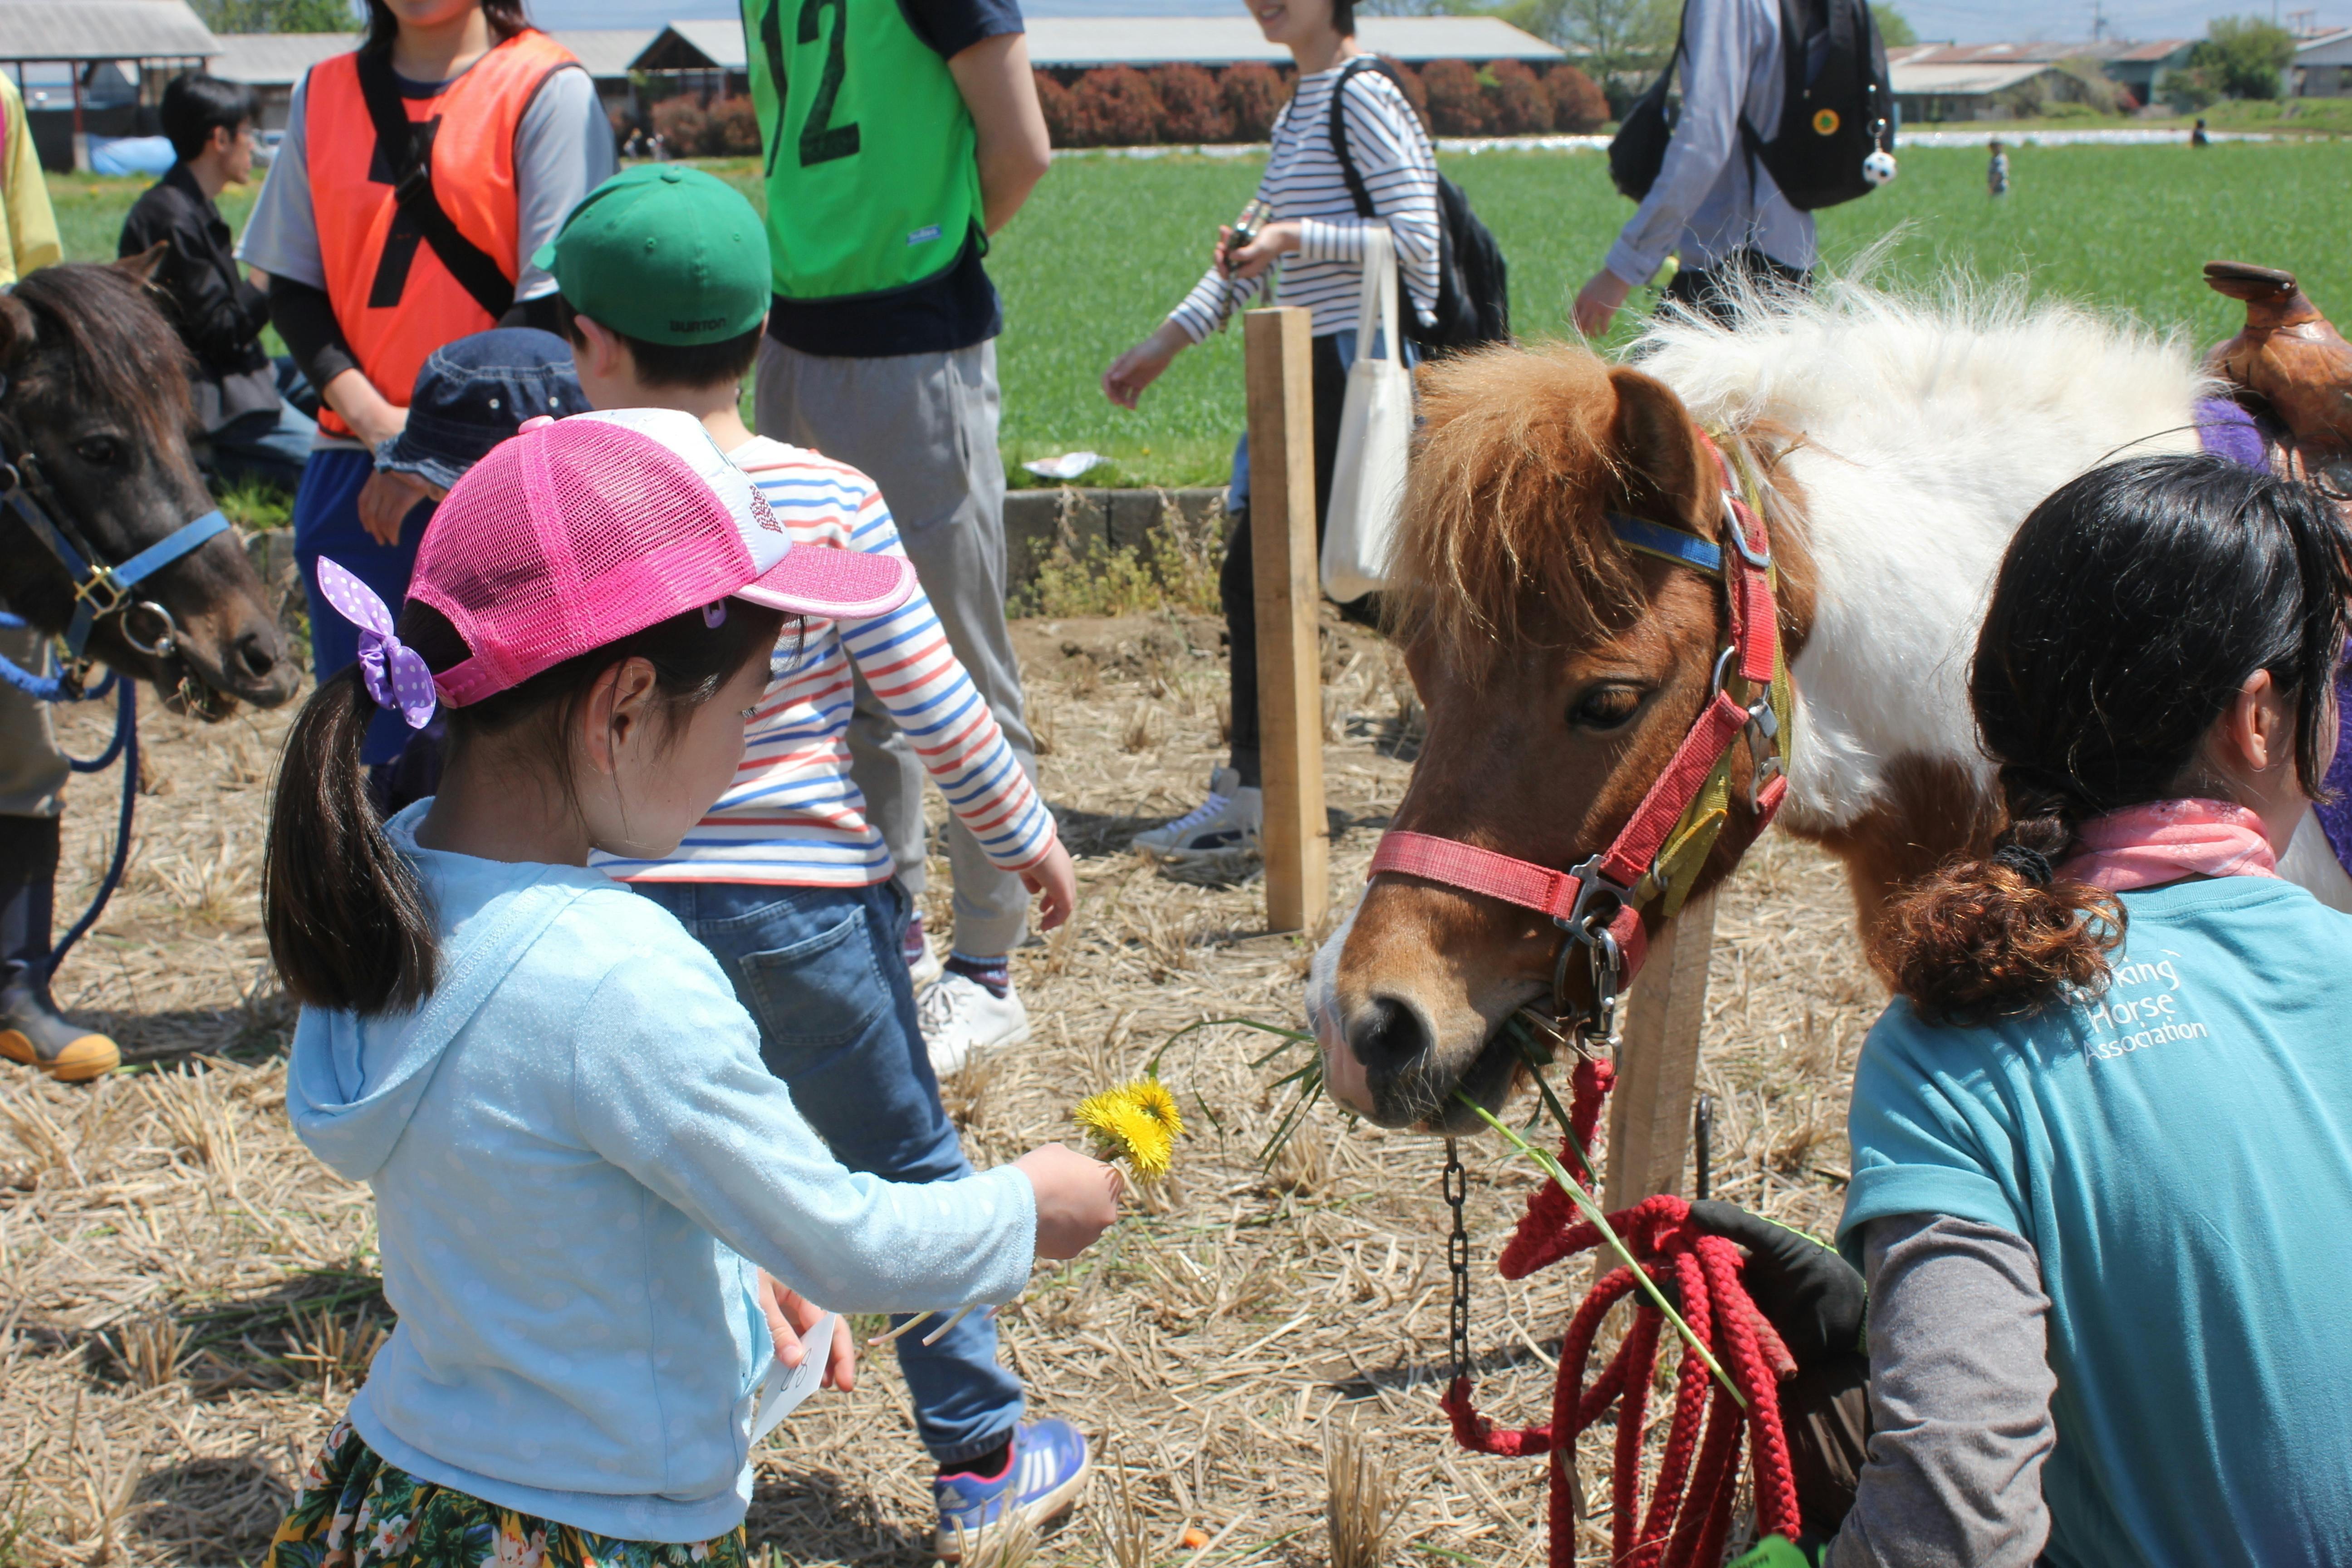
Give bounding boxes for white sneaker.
[920,971,1032,1077]
[1132,767,1263,860]
[908,930,945,993]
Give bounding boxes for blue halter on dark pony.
[0,374,229,971]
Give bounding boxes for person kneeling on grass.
[534,166,1088,1558]
[262,408,1120,1566]
[1718,453,2352,1566]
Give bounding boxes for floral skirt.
[269,1421,750,1568]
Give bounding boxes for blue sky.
[545,0,2342,47]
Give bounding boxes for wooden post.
[1244,306,1327,932]
[1602,888,1720,1211]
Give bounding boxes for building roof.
[637,18,745,72]
[210,27,653,86]
[2295,26,2352,63]
[1888,39,2190,67]
[207,31,352,85]
[0,0,217,63]
[632,13,1561,73]
[1888,59,2069,95]
[547,27,655,78]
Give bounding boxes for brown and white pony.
[1310,277,2351,1132]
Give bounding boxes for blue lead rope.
[0,612,140,972]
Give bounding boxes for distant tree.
[1513,0,1678,98]
[2054,54,2130,113]
[1071,66,1164,146]
[1485,59,1554,132]
[1545,61,1610,129]
[2190,15,2297,98]
[1222,62,1287,141]
[651,97,706,155]
[1421,59,1492,134]
[191,0,356,30]
[1870,4,1917,46]
[1382,58,1431,129]
[1154,64,1235,142]
[1034,69,1081,146]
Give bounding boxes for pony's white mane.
[1630,272,2215,833]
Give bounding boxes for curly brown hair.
[1874,453,2352,1026]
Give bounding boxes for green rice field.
[47,137,2352,490]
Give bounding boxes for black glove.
[1686,1200,1866,1369]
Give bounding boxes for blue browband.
[1606,512,1724,577]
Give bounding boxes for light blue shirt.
[1841,877,2352,1567]
[286,804,1036,1543]
[1603,0,1817,286]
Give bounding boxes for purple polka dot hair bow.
[315,558,436,730]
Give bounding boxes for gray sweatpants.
[0,627,69,819]
[753,336,1039,959]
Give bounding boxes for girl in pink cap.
[259,407,1121,1567]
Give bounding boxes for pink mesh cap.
[408,407,915,707]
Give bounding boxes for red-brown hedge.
[1153,63,1235,142]
[1222,61,1287,141]
[702,94,760,156]
[1034,69,1079,146]
[1420,59,1490,136]
[1484,59,1552,134]
[1071,65,1164,146]
[1545,63,1610,132]
[650,96,706,155]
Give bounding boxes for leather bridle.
[1367,434,1793,1041]
[0,374,229,688]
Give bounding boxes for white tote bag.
[1320,225,1414,604]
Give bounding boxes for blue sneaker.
[933,1418,1091,1559]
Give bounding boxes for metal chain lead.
[1444,1137,1472,1386]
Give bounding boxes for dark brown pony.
[0,257,294,715]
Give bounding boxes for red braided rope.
[1439,1063,1802,1568]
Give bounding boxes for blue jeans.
[208,398,316,494]
[294,446,418,766]
[632,877,1024,1466]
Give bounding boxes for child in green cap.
[534,165,1089,1558]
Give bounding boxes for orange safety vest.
[304,30,578,438]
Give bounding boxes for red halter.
[1367,436,1790,1033]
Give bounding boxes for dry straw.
[1323,1413,1392,1568]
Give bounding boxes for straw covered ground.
[0,594,1879,1568]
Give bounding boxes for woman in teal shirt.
[1830,452,2352,1566]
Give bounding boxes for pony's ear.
[1605,365,1714,534]
[114,242,169,287]
[0,293,32,370]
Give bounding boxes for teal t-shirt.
[1840,876,2352,1568]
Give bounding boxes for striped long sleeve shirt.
[1167,62,1441,343]
[595,438,1057,887]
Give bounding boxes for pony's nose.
[1348,996,1431,1077]
[230,629,279,682]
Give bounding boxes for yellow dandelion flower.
[1126,1077,1184,1139]
[1073,1081,1182,1181]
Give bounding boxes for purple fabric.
[2317,664,2352,874]
[315,556,437,730]
[2196,398,2266,470]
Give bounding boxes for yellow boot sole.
[0,1025,120,1082]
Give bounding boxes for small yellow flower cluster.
[1073,1077,1185,1181]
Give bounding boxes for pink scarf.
[2058,799,2280,892]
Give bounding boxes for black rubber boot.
[0,815,118,1082]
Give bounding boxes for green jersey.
[745,0,984,302]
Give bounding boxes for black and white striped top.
[1166,62,1441,343]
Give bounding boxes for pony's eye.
[1569,685,1642,731]
[73,436,125,467]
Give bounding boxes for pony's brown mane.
[7,264,193,448]
[1387,343,1646,674]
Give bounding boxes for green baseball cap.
[532,165,769,345]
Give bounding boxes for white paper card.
[750,1312,835,1443]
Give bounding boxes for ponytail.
[264,666,440,1015]
[1873,452,2352,1028]
[1869,795,2122,1026]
